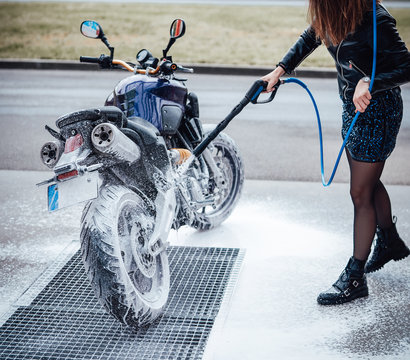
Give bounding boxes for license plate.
[47,172,98,212]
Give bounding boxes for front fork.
[148,173,177,257]
[201,147,224,185]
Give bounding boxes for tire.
[191,124,244,230]
[80,185,170,329]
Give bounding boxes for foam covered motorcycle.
[37,19,244,328]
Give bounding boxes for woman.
[262,0,410,305]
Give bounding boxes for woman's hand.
[353,79,372,113]
[261,66,285,92]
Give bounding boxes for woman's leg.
[317,151,384,305]
[346,150,386,261]
[373,181,394,229]
[317,150,385,305]
[365,172,410,273]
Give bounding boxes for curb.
[0,59,337,78]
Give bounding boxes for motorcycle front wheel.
[80,185,170,328]
[191,124,244,230]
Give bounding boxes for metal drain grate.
[0,246,244,360]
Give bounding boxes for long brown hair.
[308,0,379,46]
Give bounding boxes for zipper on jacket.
[348,60,368,77]
[336,40,349,99]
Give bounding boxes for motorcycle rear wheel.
[80,185,169,329]
[191,124,244,230]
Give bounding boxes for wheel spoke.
[119,211,130,237]
[119,240,134,270]
[130,220,138,246]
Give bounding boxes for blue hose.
[283,0,377,187]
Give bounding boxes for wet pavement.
[0,170,409,359]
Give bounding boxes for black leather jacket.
[279,4,410,100]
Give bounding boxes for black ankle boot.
[317,257,368,305]
[365,217,410,274]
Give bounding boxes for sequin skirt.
[341,87,403,162]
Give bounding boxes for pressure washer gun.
[192,79,280,158]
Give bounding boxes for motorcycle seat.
[126,116,160,145]
[56,106,126,129]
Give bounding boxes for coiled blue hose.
[283,0,377,186]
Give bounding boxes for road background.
[1,69,409,184]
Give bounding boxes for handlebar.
[160,61,178,73]
[111,58,161,74]
[80,56,100,64]
[177,64,194,73]
[79,55,193,76]
[109,59,193,76]
[112,59,138,72]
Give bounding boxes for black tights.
[346,150,394,261]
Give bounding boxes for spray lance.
[193,80,280,157]
[175,80,280,175]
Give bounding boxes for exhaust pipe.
[40,141,63,168]
[91,123,141,163]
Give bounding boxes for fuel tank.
[107,74,187,135]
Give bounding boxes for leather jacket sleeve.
[278,26,322,74]
[371,13,410,92]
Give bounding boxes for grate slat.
[0,246,243,360]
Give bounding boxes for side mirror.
[80,20,114,59]
[170,19,186,39]
[163,19,186,59]
[80,20,104,39]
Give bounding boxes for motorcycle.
[37,19,244,328]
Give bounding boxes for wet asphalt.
[0,170,409,359]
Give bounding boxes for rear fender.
[53,148,92,177]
